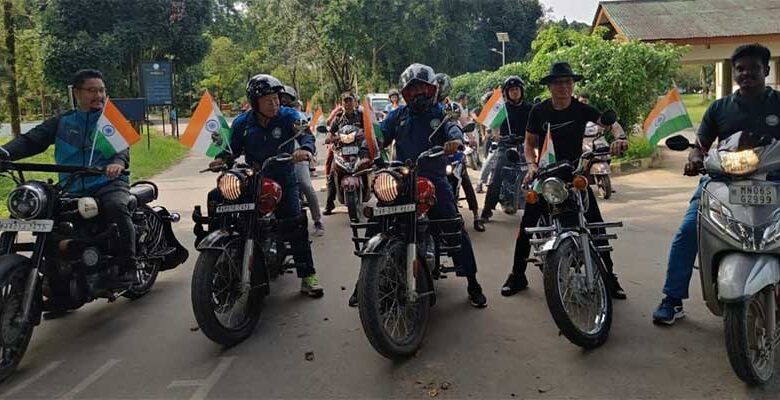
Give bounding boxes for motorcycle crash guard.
[718,253,780,302]
[152,206,190,271]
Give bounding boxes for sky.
[542,0,602,24]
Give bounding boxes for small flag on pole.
[539,125,556,168]
[180,91,232,158]
[309,106,324,132]
[476,88,507,129]
[643,87,693,147]
[305,100,313,115]
[89,99,141,163]
[362,99,383,160]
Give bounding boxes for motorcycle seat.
[130,183,157,206]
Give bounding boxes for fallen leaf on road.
[428,388,439,397]
[323,317,329,321]
[190,326,200,332]
[440,382,450,390]
[341,286,346,290]
[305,351,315,361]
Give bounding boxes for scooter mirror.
[462,122,476,132]
[665,135,692,151]
[600,109,617,126]
[316,125,328,134]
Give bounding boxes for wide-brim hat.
[540,62,584,85]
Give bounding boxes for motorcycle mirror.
[665,135,692,151]
[462,122,476,132]
[600,109,617,126]
[316,125,328,134]
[277,130,303,151]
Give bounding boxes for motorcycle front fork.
[406,243,417,302]
[20,234,46,324]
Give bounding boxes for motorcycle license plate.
[341,146,359,156]
[0,219,54,232]
[729,184,778,205]
[373,203,416,216]
[216,203,256,213]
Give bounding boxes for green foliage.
[682,93,713,125]
[614,135,657,162]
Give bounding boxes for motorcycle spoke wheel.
[0,268,34,382]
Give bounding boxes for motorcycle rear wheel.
[543,238,612,349]
[357,239,431,360]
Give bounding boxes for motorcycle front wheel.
[724,288,776,385]
[0,264,35,382]
[357,239,431,360]
[345,190,360,223]
[543,238,612,349]
[597,176,612,200]
[191,246,264,347]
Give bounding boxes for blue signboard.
[140,61,173,106]
[111,98,147,121]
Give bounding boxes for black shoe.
[609,274,627,300]
[501,273,528,297]
[480,210,492,222]
[467,284,488,308]
[473,218,485,232]
[323,206,335,216]
[348,288,358,307]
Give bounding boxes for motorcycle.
[524,111,623,349]
[446,123,477,205]
[327,124,372,222]
[0,161,187,381]
[350,146,463,359]
[497,135,529,214]
[667,132,780,385]
[190,130,313,347]
[583,123,613,199]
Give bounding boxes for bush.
[614,135,656,162]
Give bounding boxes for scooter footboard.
[718,253,780,302]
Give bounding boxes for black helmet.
[279,85,298,106]
[502,76,525,102]
[246,74,283,110]
[434,73,452,103]
[399,63,437,112]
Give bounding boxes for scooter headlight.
[721,150,759,176]
[541,178,568,205]
[446,164,453,175]
[701,190,758,250]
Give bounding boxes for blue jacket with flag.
[379,103,463,177]
[221,107,315,182]
[0,109,130,194]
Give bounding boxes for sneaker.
[467,284,488,308]
[312,221,325,237]
[652,297,684,325]
[500,273,528,297]
[323,206,335,216]
[301,275,324,298]
[480,210,493,223]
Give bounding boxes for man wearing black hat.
[324,91,364,215]
[500,61,629,298]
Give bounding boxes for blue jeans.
[424,174,478,277]
[662,179,705,300]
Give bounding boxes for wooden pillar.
[716,60,733,98]
[773,57,780,90]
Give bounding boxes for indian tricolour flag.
[362,98,383,160]
[476,88,507,129]
[181,91,232,158]
[644,87,693,147]
[89,99,141,164]
[539,125,556,168]
[309,106,324,132]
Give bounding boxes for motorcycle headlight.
[218,172,244,201]
[372,172,401,203]
[721,150,759,176]
[446,164,453,175]
[541,178,568,205]
[8,183,48,220]
[340,132,356,144]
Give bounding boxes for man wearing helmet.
[480,76,533,224]
[208,74,324,298]
[377,63,487,308]
[324,91,364,215]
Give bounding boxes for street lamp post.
[495,32,509,66]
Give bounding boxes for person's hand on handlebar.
[523,162,538,185]
[444,139,463,155]
[105,163,125,179]
[293,149,312,162]
[684,147,705,176]
[610,138,629,156]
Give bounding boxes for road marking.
[168,357,235,400]
[56,359,120,400]
[0,360,63,399]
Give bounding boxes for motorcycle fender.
[718,253,780,302]
[341,176,361,192]
[196,229,243,252]
[0,254,33,284]
[535,231,580,256]
[361,234,394,257]
[152,206,190,271]
[591,162,611,175]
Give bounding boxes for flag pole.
[88,109,98,166]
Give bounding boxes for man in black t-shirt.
[501,62,629,298]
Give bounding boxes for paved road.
[0,141,776,399]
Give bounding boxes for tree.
[199,36,243,105]
[2,0,20,136]
[41,0,211,98]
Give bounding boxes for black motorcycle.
[0,161,187,381]
[350,146,463,359]
[190,133,312,347]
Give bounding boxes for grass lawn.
[0,127,188,216]
[682,93,713,125]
